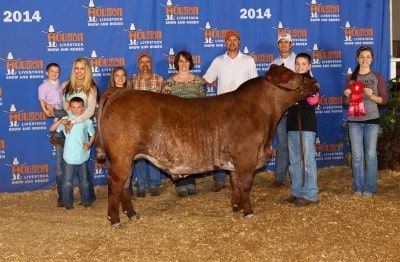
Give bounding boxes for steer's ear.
[265,64,280,81]
[278,68,293,83]
[266,64,292,84]
[269,64,279,72]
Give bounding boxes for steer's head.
[265,64,319,99]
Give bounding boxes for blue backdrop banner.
[0,0,390,192]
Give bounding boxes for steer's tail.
[95,87,120,162]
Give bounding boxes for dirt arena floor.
[1,166,399,261]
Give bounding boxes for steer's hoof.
[244,213,254,219]
[129,214,139,220]
[111,222,123,229]
[232,205,240,212]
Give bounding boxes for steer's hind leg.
[229,171,241,212]
[121,164,137,221]
[107,175,122,227]
[107,159,136,227]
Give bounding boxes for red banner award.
[348,81,366,117]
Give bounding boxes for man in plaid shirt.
[128,52,164,197]
[129,52,164,92]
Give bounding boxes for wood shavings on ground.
[0,166,399,261]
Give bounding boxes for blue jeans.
[288,131,319,201]
[63,161,95,207]
[55,146,64,204]
[348,122,379,194]
[134,159,161,190]
[274,115,289,183]
[213,170,227,185]
[175,176,196,192]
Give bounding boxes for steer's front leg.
[237,171,255,218]
[232,161,257,218]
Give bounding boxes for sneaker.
[177,190,188,197]
[137,189,146,198]
[49,135,64,147]
[187,188,197,195]
[211,182,225,192]
[270,181,285,187]
[363,192,373,197]
[65,205,74,210]
[149,187,160,197]
[83,203,92,208]
[353,191,363,197]
[57,202,64,208]
[295,198,318,208]
[282,195,298,204]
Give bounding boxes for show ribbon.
[347,81,366,117]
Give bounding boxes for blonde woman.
[60,57,98,205]
[62,57,98,124]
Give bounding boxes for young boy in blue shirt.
[50,96,96,209]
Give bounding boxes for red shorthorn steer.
[96,64,319,227]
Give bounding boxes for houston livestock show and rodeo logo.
[6,156,49,186]
[124,22,163,51]
[341,20,374,45]
[1,52,43,80]
[307,0,341,22]
[42,24,85,53]
[83,0,124,27]
[161,0,200,25]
